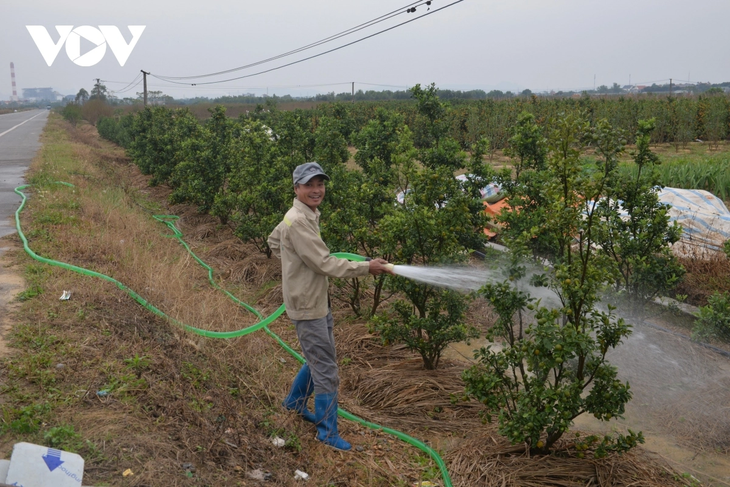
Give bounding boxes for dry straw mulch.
[446,434,685,487]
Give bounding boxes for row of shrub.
[98,88,730,154]
[94,84,703,456]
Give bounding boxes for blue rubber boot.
[314,393,351,451]
[282,364,315,423]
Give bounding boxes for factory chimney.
[10,62,18,102]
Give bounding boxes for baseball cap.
[293,162,330,185]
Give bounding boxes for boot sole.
[316,434,351,451]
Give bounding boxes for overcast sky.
[2,0,730,101]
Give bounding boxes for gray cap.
[293,162,330,185]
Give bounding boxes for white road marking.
[0,111,45,139]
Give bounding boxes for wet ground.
[445,306,730,485]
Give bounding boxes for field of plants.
[99,85,730,426]
[16,86,724,484]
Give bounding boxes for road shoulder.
[0,236,23,358]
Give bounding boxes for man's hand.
[368,258,395,276]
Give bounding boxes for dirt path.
[0,236,23,358]
[574,317,730,485]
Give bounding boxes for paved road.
[0,109,49,238]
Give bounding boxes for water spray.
[385,263,502,292]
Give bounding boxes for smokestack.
[10,62,18,102]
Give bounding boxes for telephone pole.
[140,70,149,106]
[352,82,355,103]
[669,78,673,97]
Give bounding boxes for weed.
[35,209,75,226]
[26,227,52,241]
[44,424,82,450]
[101,372,148,398]
[124,354,151,375]
[188,399,213,413]
[672,472,701,487]
[693,291,730,342]
[410,450,442,481]
[1,402,52,434]
[17,285,43,301]
[182,361,210,389]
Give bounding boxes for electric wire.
[103,73,142,94]
[112,81,399,93]
[151,0,464,86]
[114,78,144,95]
[153,0,428,81]
[354,82,411,89]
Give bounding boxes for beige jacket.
[268,198,370,320]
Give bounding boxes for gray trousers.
[293,310,339,395]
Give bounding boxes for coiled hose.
[14,183,452,487]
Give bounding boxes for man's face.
[295,175,326,211]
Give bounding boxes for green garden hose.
[14,183,452,487]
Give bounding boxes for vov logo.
[26,25,146,67]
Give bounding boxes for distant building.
[22,87,57,101]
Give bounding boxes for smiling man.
[268,161,393,451]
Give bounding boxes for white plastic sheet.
[658,187,730,258]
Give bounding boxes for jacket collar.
[293,198,320,220]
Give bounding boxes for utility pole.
[669,78,673,97]
[352,82,355,103]
[141,70,149,106]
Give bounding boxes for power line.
[103,73,142,94]
[354,82,411,89]
[154,0,428,81]
[113,77,143,95]
[151,0,465,87]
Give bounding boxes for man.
[268,162,393,451]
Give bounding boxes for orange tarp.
[483,198,510,238]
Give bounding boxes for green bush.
[370,95,491,369]
[463,113,639,454]
[169,106,237,213]
[128,106,201,187]
[61,104,82,126]
[97,112,136,148]
[693,292,730,342]
[597,119,684,307]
